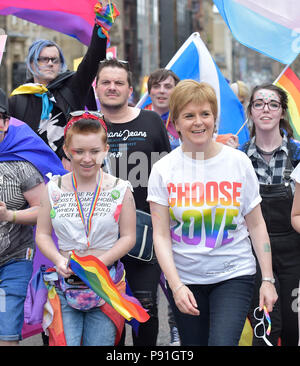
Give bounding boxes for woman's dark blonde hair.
[247,83,293,138]
[169,80,218,125]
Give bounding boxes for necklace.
[256,145,279,156]
[71,169,103,248]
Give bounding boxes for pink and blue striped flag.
[0,0,97,45]
[213,0,300,65]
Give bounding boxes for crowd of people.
[0,0,299,347]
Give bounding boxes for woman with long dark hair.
[240,83,300,346]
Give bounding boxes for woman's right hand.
[173,285,200,316]
[55,255,73,278]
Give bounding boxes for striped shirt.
[240,134,300,193]
[245,134,290,185]
[0,160,43,266]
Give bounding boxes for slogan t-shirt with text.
[147,145,261,284]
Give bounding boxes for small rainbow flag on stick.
[69,252,149,323]
[274,66,300,140]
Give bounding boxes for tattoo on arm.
[264,243,271,252]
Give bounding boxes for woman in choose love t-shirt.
[147,80,277,346]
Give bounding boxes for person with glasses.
[8,1,119,171]
[95,58,171,346]
[35,111,137,346]
[147,80,277,346]
[0,88,66,346]
[240,83,300,346]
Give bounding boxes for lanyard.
[165,112,171,130]
[71,169,103,248]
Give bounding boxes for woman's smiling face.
[175,101,215,153]
[250,88,283,133]
[66,131,109,179]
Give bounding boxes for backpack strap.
[283,139,297,182]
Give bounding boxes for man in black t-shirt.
[95,58,171,346]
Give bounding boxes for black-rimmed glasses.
[252,99,281,111]
[37,56,60,65]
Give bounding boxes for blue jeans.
[167,275,255,346]
[0,259,33,341]
[56,288,116,346]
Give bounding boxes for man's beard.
[100,99,128,111]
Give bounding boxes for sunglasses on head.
[65,110,107,137]
[68,110,104,121]
[99,58,129,70]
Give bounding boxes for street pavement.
[19,286,171,346]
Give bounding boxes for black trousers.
[248,231,300,346]
[118,254,161,346]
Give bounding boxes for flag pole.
[235,119,248,136]
[108,0,114,23]
[273,63,291,84]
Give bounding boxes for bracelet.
[173,283,185,295]
[262,277,275,284]
[12,210,17,223]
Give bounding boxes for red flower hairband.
[64,112,107,138]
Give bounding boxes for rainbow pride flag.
[275,66,300,140]
[69,252,150,323]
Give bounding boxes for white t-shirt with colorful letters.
[147,145,261,284]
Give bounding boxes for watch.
[262,277,275,284]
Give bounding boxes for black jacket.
[8,25,106,158]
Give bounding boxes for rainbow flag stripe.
[0,1,119,46]
[275,67,300,140]
[95,2,119,29]
[69,252,149,323]
[263,305,271,336]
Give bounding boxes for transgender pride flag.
[0,0,96,45]
[213,0,300,65]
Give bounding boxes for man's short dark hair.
[147,69,180,93]
[96,58,133,87]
